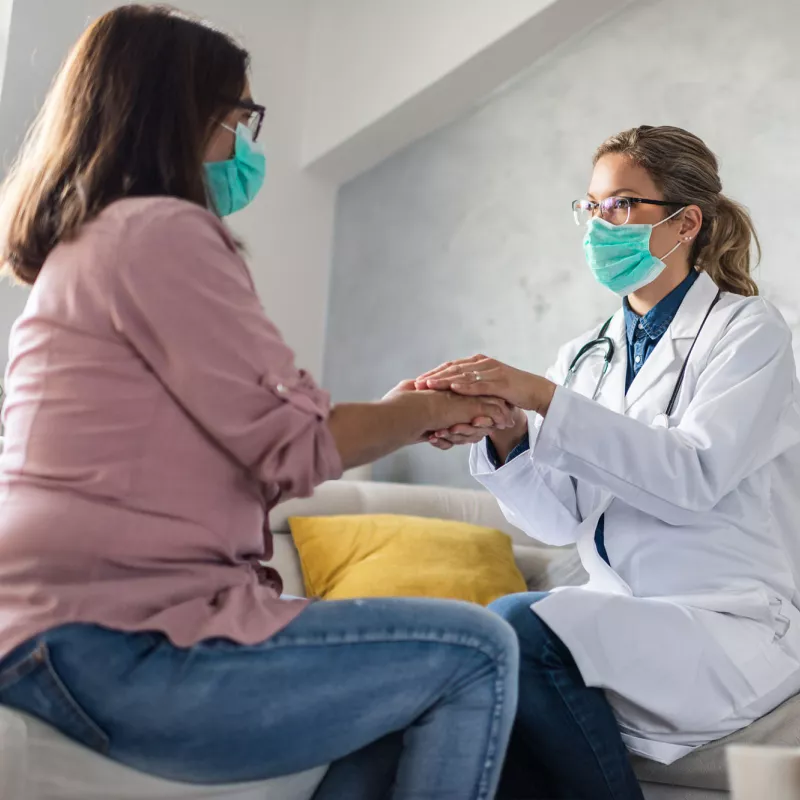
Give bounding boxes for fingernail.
[452,383,463,390]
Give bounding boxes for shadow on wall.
[324,0,800,488]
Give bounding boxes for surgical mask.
[583,206,685,296]
[204,123,266,217]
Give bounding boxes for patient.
[0,6,521,798]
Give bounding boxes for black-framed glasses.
[232,99,266,142]
[572,196,684,226]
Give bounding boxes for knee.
[488,593,553,660]
[489,593,546,633]
[415,599,520,668]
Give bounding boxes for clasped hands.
[406,354,557,451]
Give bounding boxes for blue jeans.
[0,597,519,800]
[489,593,644,800]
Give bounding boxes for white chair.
[0,706,326,800]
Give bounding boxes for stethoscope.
[563,290,722,427]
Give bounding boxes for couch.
[3,478,800,799]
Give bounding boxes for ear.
[677,205,703,244]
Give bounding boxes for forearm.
[327,398,425,471]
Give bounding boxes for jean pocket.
[0,640,110,754]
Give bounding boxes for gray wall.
[324,0,800,488]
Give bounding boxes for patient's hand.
[384,379,511,448]
[393,372,509,451]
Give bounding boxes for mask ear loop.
[653,205,687,262]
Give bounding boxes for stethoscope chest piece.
[652,413,669,429]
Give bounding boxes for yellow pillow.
[289,514,526,606]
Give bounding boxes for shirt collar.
[624,269,700,345]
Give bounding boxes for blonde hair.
[594,126,760,296]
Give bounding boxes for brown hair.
[594,125,760,296]
[0,4,249,284]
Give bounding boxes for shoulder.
[97,197,252,291]
[99,196,235,250]
[717,293,792,349]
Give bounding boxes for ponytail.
[694,194,760,297]
[595,126,760,297]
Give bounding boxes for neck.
[627,260,691,316]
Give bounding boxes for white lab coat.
[471,271,800,764]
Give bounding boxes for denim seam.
[0,643,48,690]
[262,628,507,660]
[261,627,510,800]
[542,637,619,799]
[39,643,111,754]
[474,651,508,800]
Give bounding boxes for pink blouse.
[0,197,343,658]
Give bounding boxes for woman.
[419,125,800,799]
[0,6,521,798]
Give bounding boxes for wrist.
[527,376,557,417]
[381,391,431,442]
[488,409,528,460]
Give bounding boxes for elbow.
[260,426,344,503]
[499,503,579,547]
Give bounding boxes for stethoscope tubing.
[565,290,722,416]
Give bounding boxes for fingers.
[469,416,495,429]
[382,378,419,400]
[428,437,454,450]
[424,365,502,392]
[429,430,484,447]
[415,355,490,387]
[416,354,485,381]
[481,398,515,428]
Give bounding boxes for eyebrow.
[586,188,639,200]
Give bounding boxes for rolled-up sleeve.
[108,201,342,500]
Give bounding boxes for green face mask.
[204,123,266,217]
[583,207,685,296]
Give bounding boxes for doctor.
[418,125,800,799]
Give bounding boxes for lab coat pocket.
[699,596,799,713]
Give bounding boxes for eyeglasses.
[572,196,684,226]
[232,99,266,142]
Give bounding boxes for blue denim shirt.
[486,269,699,564]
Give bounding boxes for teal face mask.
[583,207,685,296]
[204,123,266,217]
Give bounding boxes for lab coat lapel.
[624,272,719,412]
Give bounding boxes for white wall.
[0,0,635,378]
[324,0,800,488]
[304,0,554,164]
[303,0,634,182]
[0,0,335,375]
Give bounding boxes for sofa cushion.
[633,693,800,791]
[289,514,526,605]
[272,480,558,589]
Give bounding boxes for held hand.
[429,406,528,452]
[416,355,556,416]
[423,390,515,434]
[384,380,513,444]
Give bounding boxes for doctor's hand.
[415,355,557,417]
[427,406,528,452]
